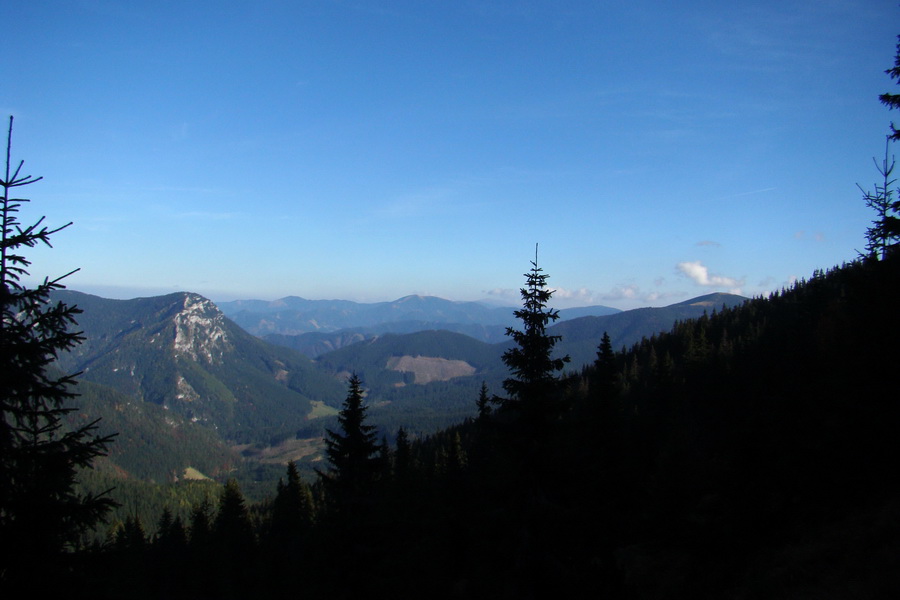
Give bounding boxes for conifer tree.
[880,35,900,140]
[213,478,255,551]
[499,246,570,426]
[270,460,313,546]
[189,498,213,549]
[858,137,900,259]
[476,380,492,420]
[318,374,380,515]
[593,331,618,400]
[0,116,115,582]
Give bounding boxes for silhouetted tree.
[476,380,492,420]
[189,498,214,550]
[859,138,900,259]
[593,331,618,400]
[394,426,412,485]
[214,478,255,551]
[270,460,313,549]
[0,116,115,585]
[499,246,570,427]
[318,374,380,516]
[880,35,900,140]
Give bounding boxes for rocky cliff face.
[173,294,232,364]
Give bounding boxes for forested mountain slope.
[53,290,345,445]
[549,291,747,367]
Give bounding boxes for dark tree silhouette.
[0,116,115,584]
[476,380,491,420]
[880,35,900,140]
[318,374,380,516]
[593,331,618,398]
[270,460,313,549]
[499,246,570,426]
[858,138,900,259]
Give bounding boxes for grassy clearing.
[308,400,339,418]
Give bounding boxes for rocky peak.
[173,294,231,364]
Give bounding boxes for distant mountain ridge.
[218,294,621,354]
[217,294,620,337]
[550,292,748,366]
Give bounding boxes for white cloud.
[696,240,721,247]
[484,288,518,302]
[601,284,640,301]
[549,287,596,303]
[676,261,743,292]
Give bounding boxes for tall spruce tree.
[0,116,115,583]
[499,246,570,426]
[318,374,380,516]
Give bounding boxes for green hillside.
[53,290,346,446]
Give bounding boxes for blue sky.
[4,0,898,309]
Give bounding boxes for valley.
[58,288,748,495]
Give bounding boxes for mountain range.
[55,289,746,482]
[217,294,622,351]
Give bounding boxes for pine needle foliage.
[499,247,570,424]
[0,116,115,582]
[319,374,380,515]
[880,35,900,141]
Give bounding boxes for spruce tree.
[0,116,115,583]
[858,138,900,259]
[593,331,618,401]
[213,478,255,551]
[499,246,570,426]
[318,374,380,516]
[880,35,900,140]
[476,380,492,420]
[270,460,313,548]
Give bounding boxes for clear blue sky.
[4,0,898,309]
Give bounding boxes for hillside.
[548,292,747,367]
[53,291,345,448]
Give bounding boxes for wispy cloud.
[676,260,744,292]
[696,240,721,247]
[720,187,777,200]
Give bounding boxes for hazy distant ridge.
[217,294,621,337]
